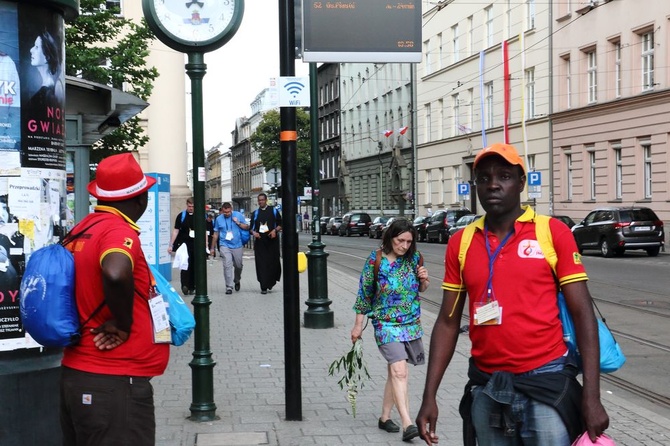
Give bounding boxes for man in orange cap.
[60,153,170,446]
[417,143,609,445]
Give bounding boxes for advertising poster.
[0,2,21,175]
[18,3,65,169]
[0,1,68,350]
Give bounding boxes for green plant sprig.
[328,338,372,417]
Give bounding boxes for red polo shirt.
[62,206,169,377]
[443,206,587,374]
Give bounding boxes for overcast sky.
[201,3,310,150]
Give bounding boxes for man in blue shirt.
[211,202,249,295]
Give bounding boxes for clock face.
[144,0,244,52]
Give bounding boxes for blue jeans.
[470,358,571,446]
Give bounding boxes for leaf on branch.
[327,339,371,418]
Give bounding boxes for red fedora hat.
[87,153,156,201]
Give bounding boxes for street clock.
[143,0,244,53]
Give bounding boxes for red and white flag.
[383,129,394,137]
[398,126,409,135]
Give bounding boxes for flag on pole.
[383,129,394,137]
[398,126,409,135]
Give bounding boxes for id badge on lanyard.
[148,288,172,344]
[473,227,513,326]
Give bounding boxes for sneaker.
[378,418,400,433]
[261,289,267,295]
[234,282,240,291]
[225,289,233,295]
[181,285,189,295]
[402,425,419,442]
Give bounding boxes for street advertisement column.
[0,1,67,351]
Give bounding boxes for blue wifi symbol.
[284,81,305,97]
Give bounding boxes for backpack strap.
[62,220,103,247]
[180,210,186,224]
[372,249,382,295]
[534,214,557,275]
[373,249,423,293]
[451,215,484,317]
[458,215,485,273]
[62,220,108,332]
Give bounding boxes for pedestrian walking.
[249,193,282,294]
[351,218,430,442]
[168,197,197,295]
[303,211,310,232]
[416,143,609,445]
[211,202,249,295]
[206,212,215,258]
[60,153,170,445]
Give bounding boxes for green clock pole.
[304,62,333,329]
[186,52,217,422]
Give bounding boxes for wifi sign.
[276,76,311,107]
[284,81,305,98]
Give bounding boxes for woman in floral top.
[351,219,430,441]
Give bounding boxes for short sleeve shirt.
[62,206,169,377]
[442,206,587,374]
[353,250,424,346]
[213,211,248,249]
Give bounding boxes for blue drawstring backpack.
[149,265,195,346]
[20,222,104,347]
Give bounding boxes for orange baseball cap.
[473,143,526,174]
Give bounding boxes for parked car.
[552,214,576,229]
[571,206,664,257]
[413,216,431,242]
[325,217,343,235]
[448,214,480,237]
[318,216,331,234]
[425,208,472,243]
[369,216,389,239]
[379,216,403,239]
[339,212,372,236]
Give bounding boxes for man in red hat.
[60,153,170,446]
[417,143,609,445]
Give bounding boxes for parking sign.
[458,183,470,196]
[528,171,541,186]
[527,171,542,199]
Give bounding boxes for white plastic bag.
[172,243,189,270]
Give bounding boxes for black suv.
[339,212,372,236]
[425,208,471,243]
[571,206,665,257]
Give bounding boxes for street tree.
[250,108,312,193]
[65,0,158,164]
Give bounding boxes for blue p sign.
[528,171,542,186]
[458,183,470,195]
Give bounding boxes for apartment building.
[316,63,341,216]
[340,62,414,216]
[551,0,670,224]
[417,0,551,215]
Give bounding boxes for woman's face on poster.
[30,36,47,67]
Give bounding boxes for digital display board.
[302,0,422,63]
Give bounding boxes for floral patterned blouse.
[353,250,423,346]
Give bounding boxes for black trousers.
[60,367,155,446]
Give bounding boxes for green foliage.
[65,0,158,162]
[250,109,312,192]
[328,339,371,417]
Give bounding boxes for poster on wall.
[0,2,21,175]
[0,1,67,351]
[19,3,65,170]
